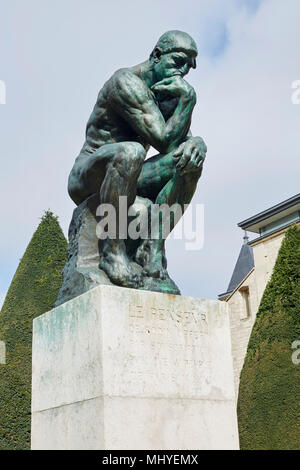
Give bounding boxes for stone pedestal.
[31,285,239,450]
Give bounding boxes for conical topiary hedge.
[0,211,67,449]
[238,224,300,450]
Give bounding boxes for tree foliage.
[0,211,67,449]
[238,225,300,449]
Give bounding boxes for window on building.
[239,286,251,320]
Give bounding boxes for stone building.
[219,193,300,397]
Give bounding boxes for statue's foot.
[143,262,167,280]
[99,248,143,288]
[142,272,181,295]
[135,241,167,280]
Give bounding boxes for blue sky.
[0,0,299,305]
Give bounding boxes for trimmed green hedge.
[0,211,67,449]
[238,225,300,450]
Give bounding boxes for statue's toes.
[133,272,144,287]
[142,265,167,280]
[143,267,158,279]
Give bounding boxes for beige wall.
[226,270,258,396]
[226,224,299,398]
[251,230,286,301]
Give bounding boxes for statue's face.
[153,50,196,82]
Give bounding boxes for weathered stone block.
[32,285,239,450]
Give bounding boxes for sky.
[0,0,299,306]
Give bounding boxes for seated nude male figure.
[68,30,207,290]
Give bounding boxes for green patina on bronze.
[59,30,207,302]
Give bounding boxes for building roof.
[219,234,254,300]
[219,193,299,301]
[238,193,300,234]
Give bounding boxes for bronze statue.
[57,30,207,305]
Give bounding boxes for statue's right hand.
[151,76,196,101]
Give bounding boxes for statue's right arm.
[109,71,196,154]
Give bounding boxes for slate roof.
[219,194,299,300]
[219,234,254,299]
[227,237,254,293]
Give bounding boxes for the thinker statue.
[56,30,207,305]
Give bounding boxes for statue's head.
[150,30,198,82]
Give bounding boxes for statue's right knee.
[114,142,146,173]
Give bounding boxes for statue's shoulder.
[98,68,134,102]
[105,68,150,109]
[110,68,145,93]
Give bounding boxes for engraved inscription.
[128,303,209,334]
[122,301,212,397]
